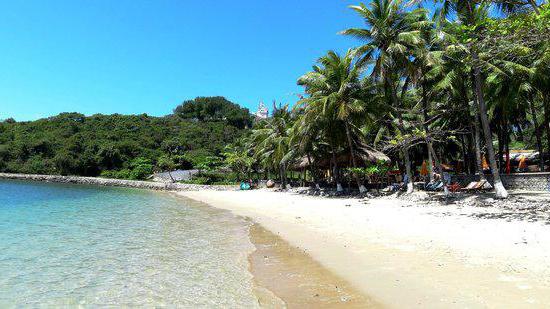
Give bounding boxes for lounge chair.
[425,181,442,191]
[462,181,478,191]
[462,179,492,192]
[448,182,461,193]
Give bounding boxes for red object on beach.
[449,183,461,193]
[420,161,428,176]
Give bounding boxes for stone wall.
[0,173,236,191]
[451,173,550,192]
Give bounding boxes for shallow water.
[0,180,259,307]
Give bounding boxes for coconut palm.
[341,0,428,193]
[297,49,374,192]
[433,0,511,198]
[249,105,293,188]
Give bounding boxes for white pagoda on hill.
[254,102,269,120]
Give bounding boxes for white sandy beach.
[178,189,550,308]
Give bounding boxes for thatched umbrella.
[290,144,390,171]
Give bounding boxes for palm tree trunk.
[471,79,487,181]
[387,74,414,194]
[402,149,414,194]
[168,170,175,183]
[421,78,435,182]
[427,142,450,195]
[279,165,287,189]
[529,99,545,171]
[460,135,469,174]
[473,120,487,181]
[472,51,508,198]
[344,122,366,193]
[498,120,505,172]
[306,153,320,189]
[330,143,343,192]
[504,119,511,174]
[543,94,550,171]
[428,149,434,182]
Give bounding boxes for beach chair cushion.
[464,181,478,190]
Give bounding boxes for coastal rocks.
[0,173,236,192]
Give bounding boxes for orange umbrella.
[420,160,428,176]
[518,156,527,170]
[482,155,490,170]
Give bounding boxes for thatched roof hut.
[290,144,390,171]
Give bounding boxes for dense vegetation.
[226,0,550,199]
[0,97,251,180]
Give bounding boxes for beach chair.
[448,182,461,193]
[477,180,493,191]
[462,181,479,192]
[425,181,442,191]
[462,179,492,193]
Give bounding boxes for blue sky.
[0,0,369,120]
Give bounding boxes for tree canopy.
[0,97,250,179]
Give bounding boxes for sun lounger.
[462,179,492,192]
[463,181,478,191]
[425,181,442,191]
[448,182,461,193]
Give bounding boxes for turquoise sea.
[0,180,259,307]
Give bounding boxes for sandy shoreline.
[248,223,377,308]
[179,189,550,308]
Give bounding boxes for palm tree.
[249,105,293,188]
[297,49,372,193]
[435,0,510,198]
[341,0,428,193]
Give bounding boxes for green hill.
[0,97,252,179]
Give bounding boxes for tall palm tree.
[341,0,428,193]
[249,106,293,188]
[297,49,373,192]
[435,0,510,198]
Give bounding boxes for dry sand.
[178,189,550,308]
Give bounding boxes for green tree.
[341,0,427,194]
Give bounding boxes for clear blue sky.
[1,0,376,121]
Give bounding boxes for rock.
[0,173,236,192]
[266,179,275,188]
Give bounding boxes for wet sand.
[249,223,378,308]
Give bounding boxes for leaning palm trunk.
[344,122,367,193]
[470,75,487,181]
[421,81,435,183]
[402,148,414,194]
[388,75,413,194]
[472,51,508,198]
[473,118,487,181]
[427,149,434,182]
[427,141,449,196]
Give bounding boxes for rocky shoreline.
[0,173,236,191]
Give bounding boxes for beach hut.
[290,144,390,172]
